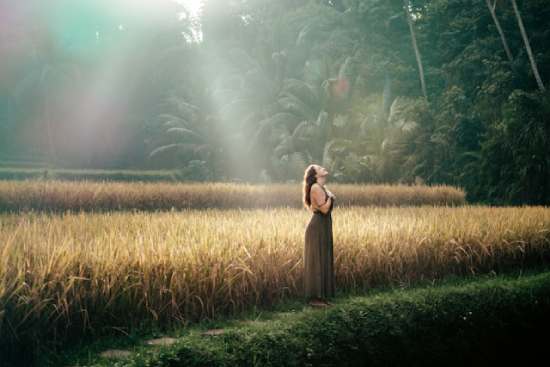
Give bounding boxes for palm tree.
[403,0,427,100]
[147,89,224,179]
[485,0,514,64]
[342,94,425,183]
[510,0,545,92]
[247,53,359,181]
[195,1,362,181]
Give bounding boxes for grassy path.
[50,266,550,367]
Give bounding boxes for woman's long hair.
[302,164,318,210]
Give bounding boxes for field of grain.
[0,180,465,212]
[1,205,549,355]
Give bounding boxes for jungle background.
[1,0,548,205]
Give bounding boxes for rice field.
[1,204,549,355]
[0,180,465,212]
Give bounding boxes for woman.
[302,163,336,307]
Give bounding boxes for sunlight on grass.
[1,205,549,353]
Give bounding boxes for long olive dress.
[304,184,335,302]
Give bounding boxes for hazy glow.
[174,0,202,18]
[1,0,198,166]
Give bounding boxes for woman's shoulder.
[311,183,324,195]
[311,182,324,190]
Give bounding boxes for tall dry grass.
[0,180,465,212]
[1,205,549,352]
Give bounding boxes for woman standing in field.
[302,164,336,307]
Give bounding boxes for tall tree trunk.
[403,0,428,100]
[485,0,514,63]
[510,0,546,92]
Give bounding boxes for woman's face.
[315,165,329,182]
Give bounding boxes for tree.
[403,0,427,100]
[510,0,545,92]
[485,0,514,64]
[148,90,223,180]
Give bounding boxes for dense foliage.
[1,0,548,204]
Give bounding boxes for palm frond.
[273,136,295,158]
[158,114,191,129]
[322,138,353,168]
[280,79,320,111]
[291,120,315,142]
[149,143,198,158]
[166,127,204,141]
[278,95,316,121]
[388,96,407,126]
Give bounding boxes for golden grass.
[0,180,465,212]
[1,205,549,348]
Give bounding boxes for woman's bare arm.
[311,184,332,214]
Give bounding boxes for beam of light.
[1,0,189,166]
[173,0,203,18]
[172,0,203,43]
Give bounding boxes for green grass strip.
[54,267,550,367]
